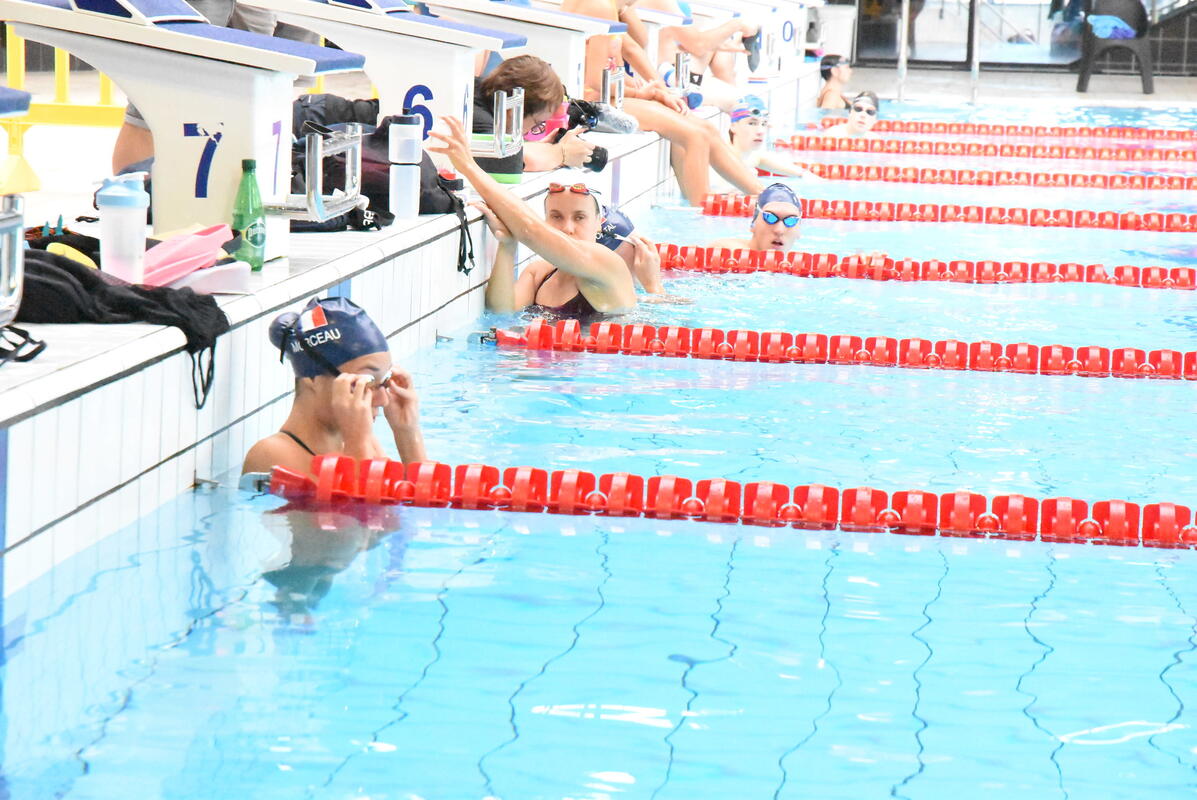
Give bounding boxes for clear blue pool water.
[6,495,1197,799]
[5,101,1197,798]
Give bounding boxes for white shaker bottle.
[388,113,423,220]
[97,173,149,283]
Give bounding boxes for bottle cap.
[395,113,421,126]
[242,159,256,170]
[96,175,149,209]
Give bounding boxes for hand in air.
[425,115,474,173]
[472,201,513,244]
[558,127,596,168]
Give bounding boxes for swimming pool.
[4,101,1197,798]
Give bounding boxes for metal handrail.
[266,123,369,222]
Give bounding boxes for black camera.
[551,100,608,172]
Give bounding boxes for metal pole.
[970,0,981,103]
[898,0,911,102]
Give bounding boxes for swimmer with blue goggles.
[709,183,805,252]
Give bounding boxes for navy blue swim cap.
[596,205,634,251]
[269,297,389,379]
[753,183,803,224]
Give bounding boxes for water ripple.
[476,530,612,796]
[1015,550,1068,799]
[891,548,950,799]
[1148,559,1197,773]
[773,543,843,800]
[651,538,741,799]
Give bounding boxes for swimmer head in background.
[729,95,769,148]
[751,183,803,250]
[846,91,880,135]
[270,296,390,378]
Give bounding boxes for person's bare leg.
[667,19,756,61]
[624,98,711,203]
[112,123,153,173]
[708,50,738,84]
[699,118,764,195]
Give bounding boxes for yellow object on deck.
[2,25,126,193]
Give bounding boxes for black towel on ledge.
[17,249,231,408]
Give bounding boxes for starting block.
[0,0,366,259]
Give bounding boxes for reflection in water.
[258,502,407,627]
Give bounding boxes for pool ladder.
[0,194,24,328]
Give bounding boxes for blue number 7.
[183,123,223,198]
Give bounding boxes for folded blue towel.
[1088,14,1137,38]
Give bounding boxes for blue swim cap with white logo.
[752,183,803,224]
[596,205,634,251]
[269,297,389,378]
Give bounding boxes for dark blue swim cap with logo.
[596,205,634,251]
[269,297,389,378]
[752,183,803,225]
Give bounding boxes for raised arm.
[427,116,633,299]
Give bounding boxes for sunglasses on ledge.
[851,105,878,116]
[760,210,801,227]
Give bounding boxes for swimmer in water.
[726,96,819,181]
[426,116,635,319]
[242,296,426,477]
[709,183,803,252]
[824,91,881,138]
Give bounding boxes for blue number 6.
[183,123,223,199]
[403,84,435,139]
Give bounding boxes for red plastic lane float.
[701,193,1197,233]
[653,242,1196,292]
[808,117,1197,143]
[268,455,1197,550]
[787,161,1196,191]
[500,318,1197,385]
[780,134,1197,163]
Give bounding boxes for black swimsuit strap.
[280,429,317,456]
[534,268,560,304]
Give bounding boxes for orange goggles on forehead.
[547,182,596,196]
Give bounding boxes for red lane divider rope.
[778,134,1197,163]
[268,455,1197,549]
[805,118,1197,142]
[789,161,1196,191]
[495,318,1197,382]
[653,243,1197,291]
[702,193,1197,233]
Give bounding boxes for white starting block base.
[17,23,296,258]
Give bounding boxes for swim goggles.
[547,182,601,196]
[851,104,878,116]
[730,106,767,123]
[760,210,801,227]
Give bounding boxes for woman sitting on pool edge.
[709,183,803,252]
[243,296,426,477]
[426,115,636,319]
[727,96,819,181]
[825,91,881,138]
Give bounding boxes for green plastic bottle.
[231,158,266,272]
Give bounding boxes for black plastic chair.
[1076,0,1155,94]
